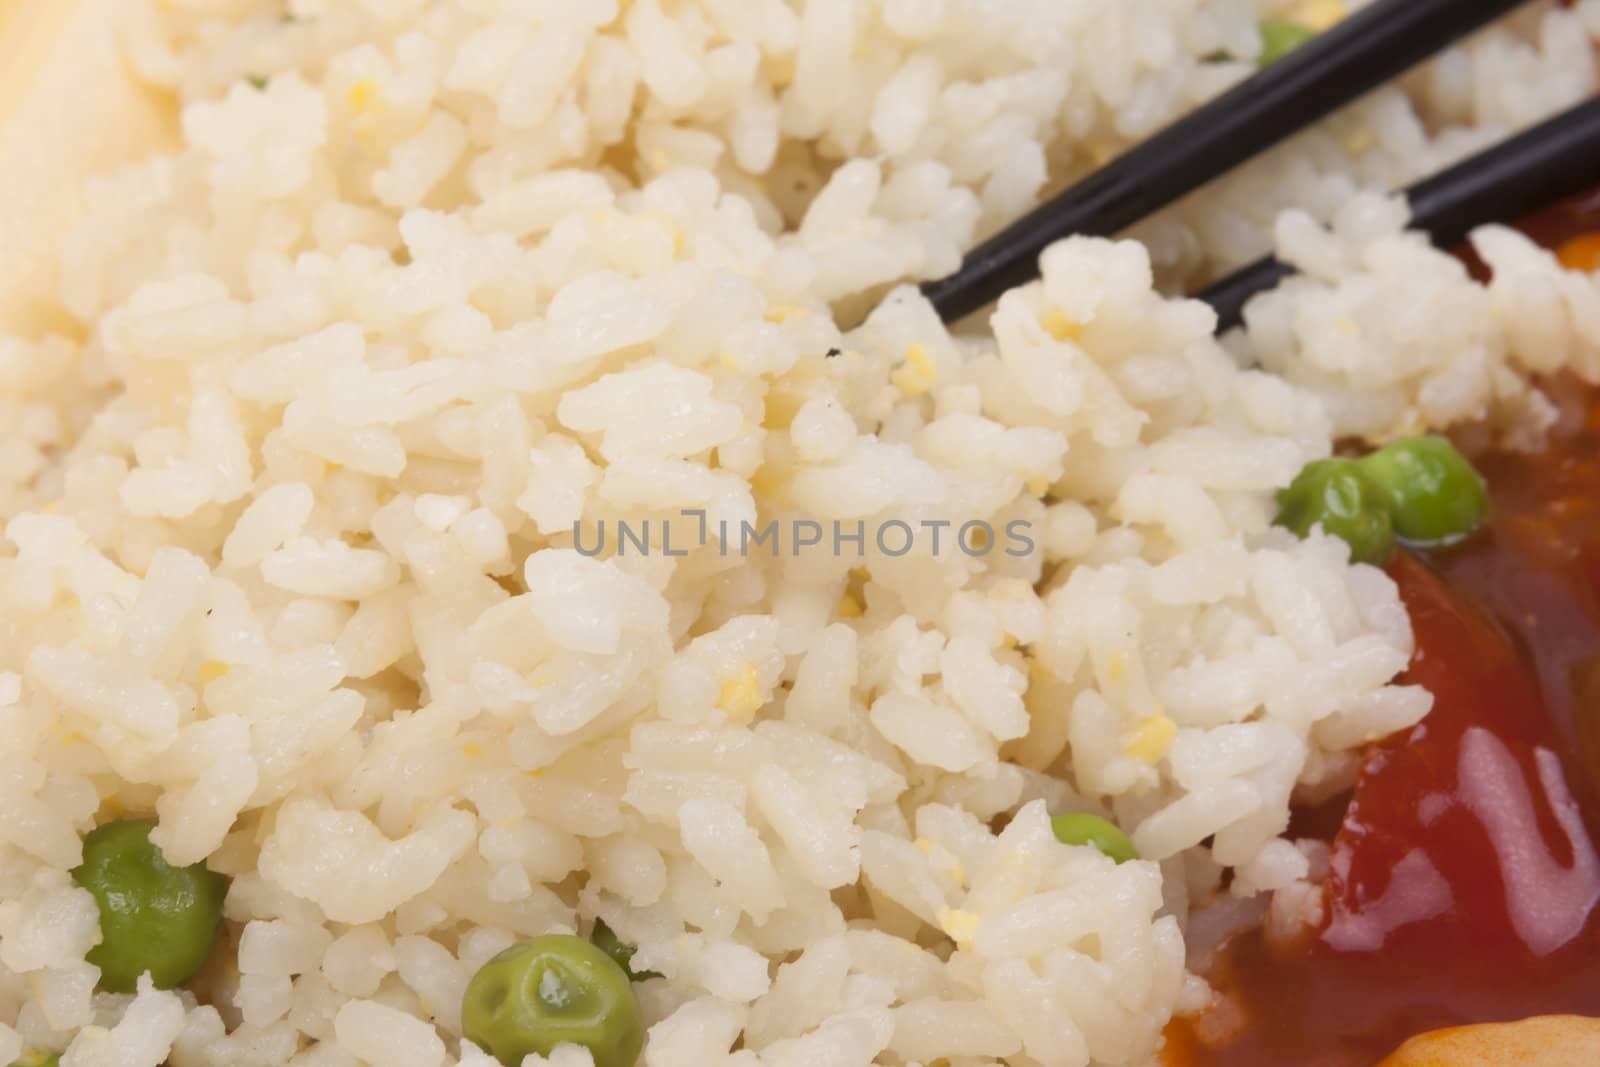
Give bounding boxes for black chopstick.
[919,0,1535,324]
[1199,94,1600,332]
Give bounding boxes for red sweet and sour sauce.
[1169,539,1600,1067]
[1168,198,1600,1066]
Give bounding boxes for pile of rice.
[3,1,1600,1065]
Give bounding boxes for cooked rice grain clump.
[3,2,1600,1066]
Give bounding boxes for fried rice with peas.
[3,1,1600,1066]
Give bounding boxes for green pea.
[70,819,228,994]
[9,1051,60,1067]
[589,919,660,982]
[462,935,644,1067]
[1274,458,1396,566]
[1357,436,1489,548]
[1258,20,1317,65]
[1051,813,1139,864]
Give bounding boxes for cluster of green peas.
[14,820,645,1067]
[454,819,1143,1067]
[19,818,655,1067]
[456,816,1140,1067]
[36,812,1140,1067]
[448,441,1490,1067]
[1274,436,1490,566]
[32,420,1460,1067]
[11,28,1399,1067]
[11,24,1357,1067]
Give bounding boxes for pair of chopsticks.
[920,0,1600,330]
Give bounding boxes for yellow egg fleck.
[719,350,737,369]
[936,907,982,950]
[749,465,786,500]
[764,304,809,325]
[198,661,231,683]
[911,838,966,884]
[1107,649,1128,685]
[891,343,937,396]
[768,57,796,88]
[762,388,804,430]
[836,568,868,618]
[1343,128,1376,157]
[461,741,482,759]
[1125,715,1178,765]
[1041,308,1081,342]
[718,662,764,721]
[42,500,59,514]
[346,78,384,116]
[1293,0,1346,31]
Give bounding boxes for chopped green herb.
[1051,813,1139,864]
[1258,20,1317,65]
[590,918,661,982]
[9,1052,60,1067]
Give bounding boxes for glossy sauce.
[1325,554,1600,973]
[1170,199,1600,1066]
[1174,547,1600,1067]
